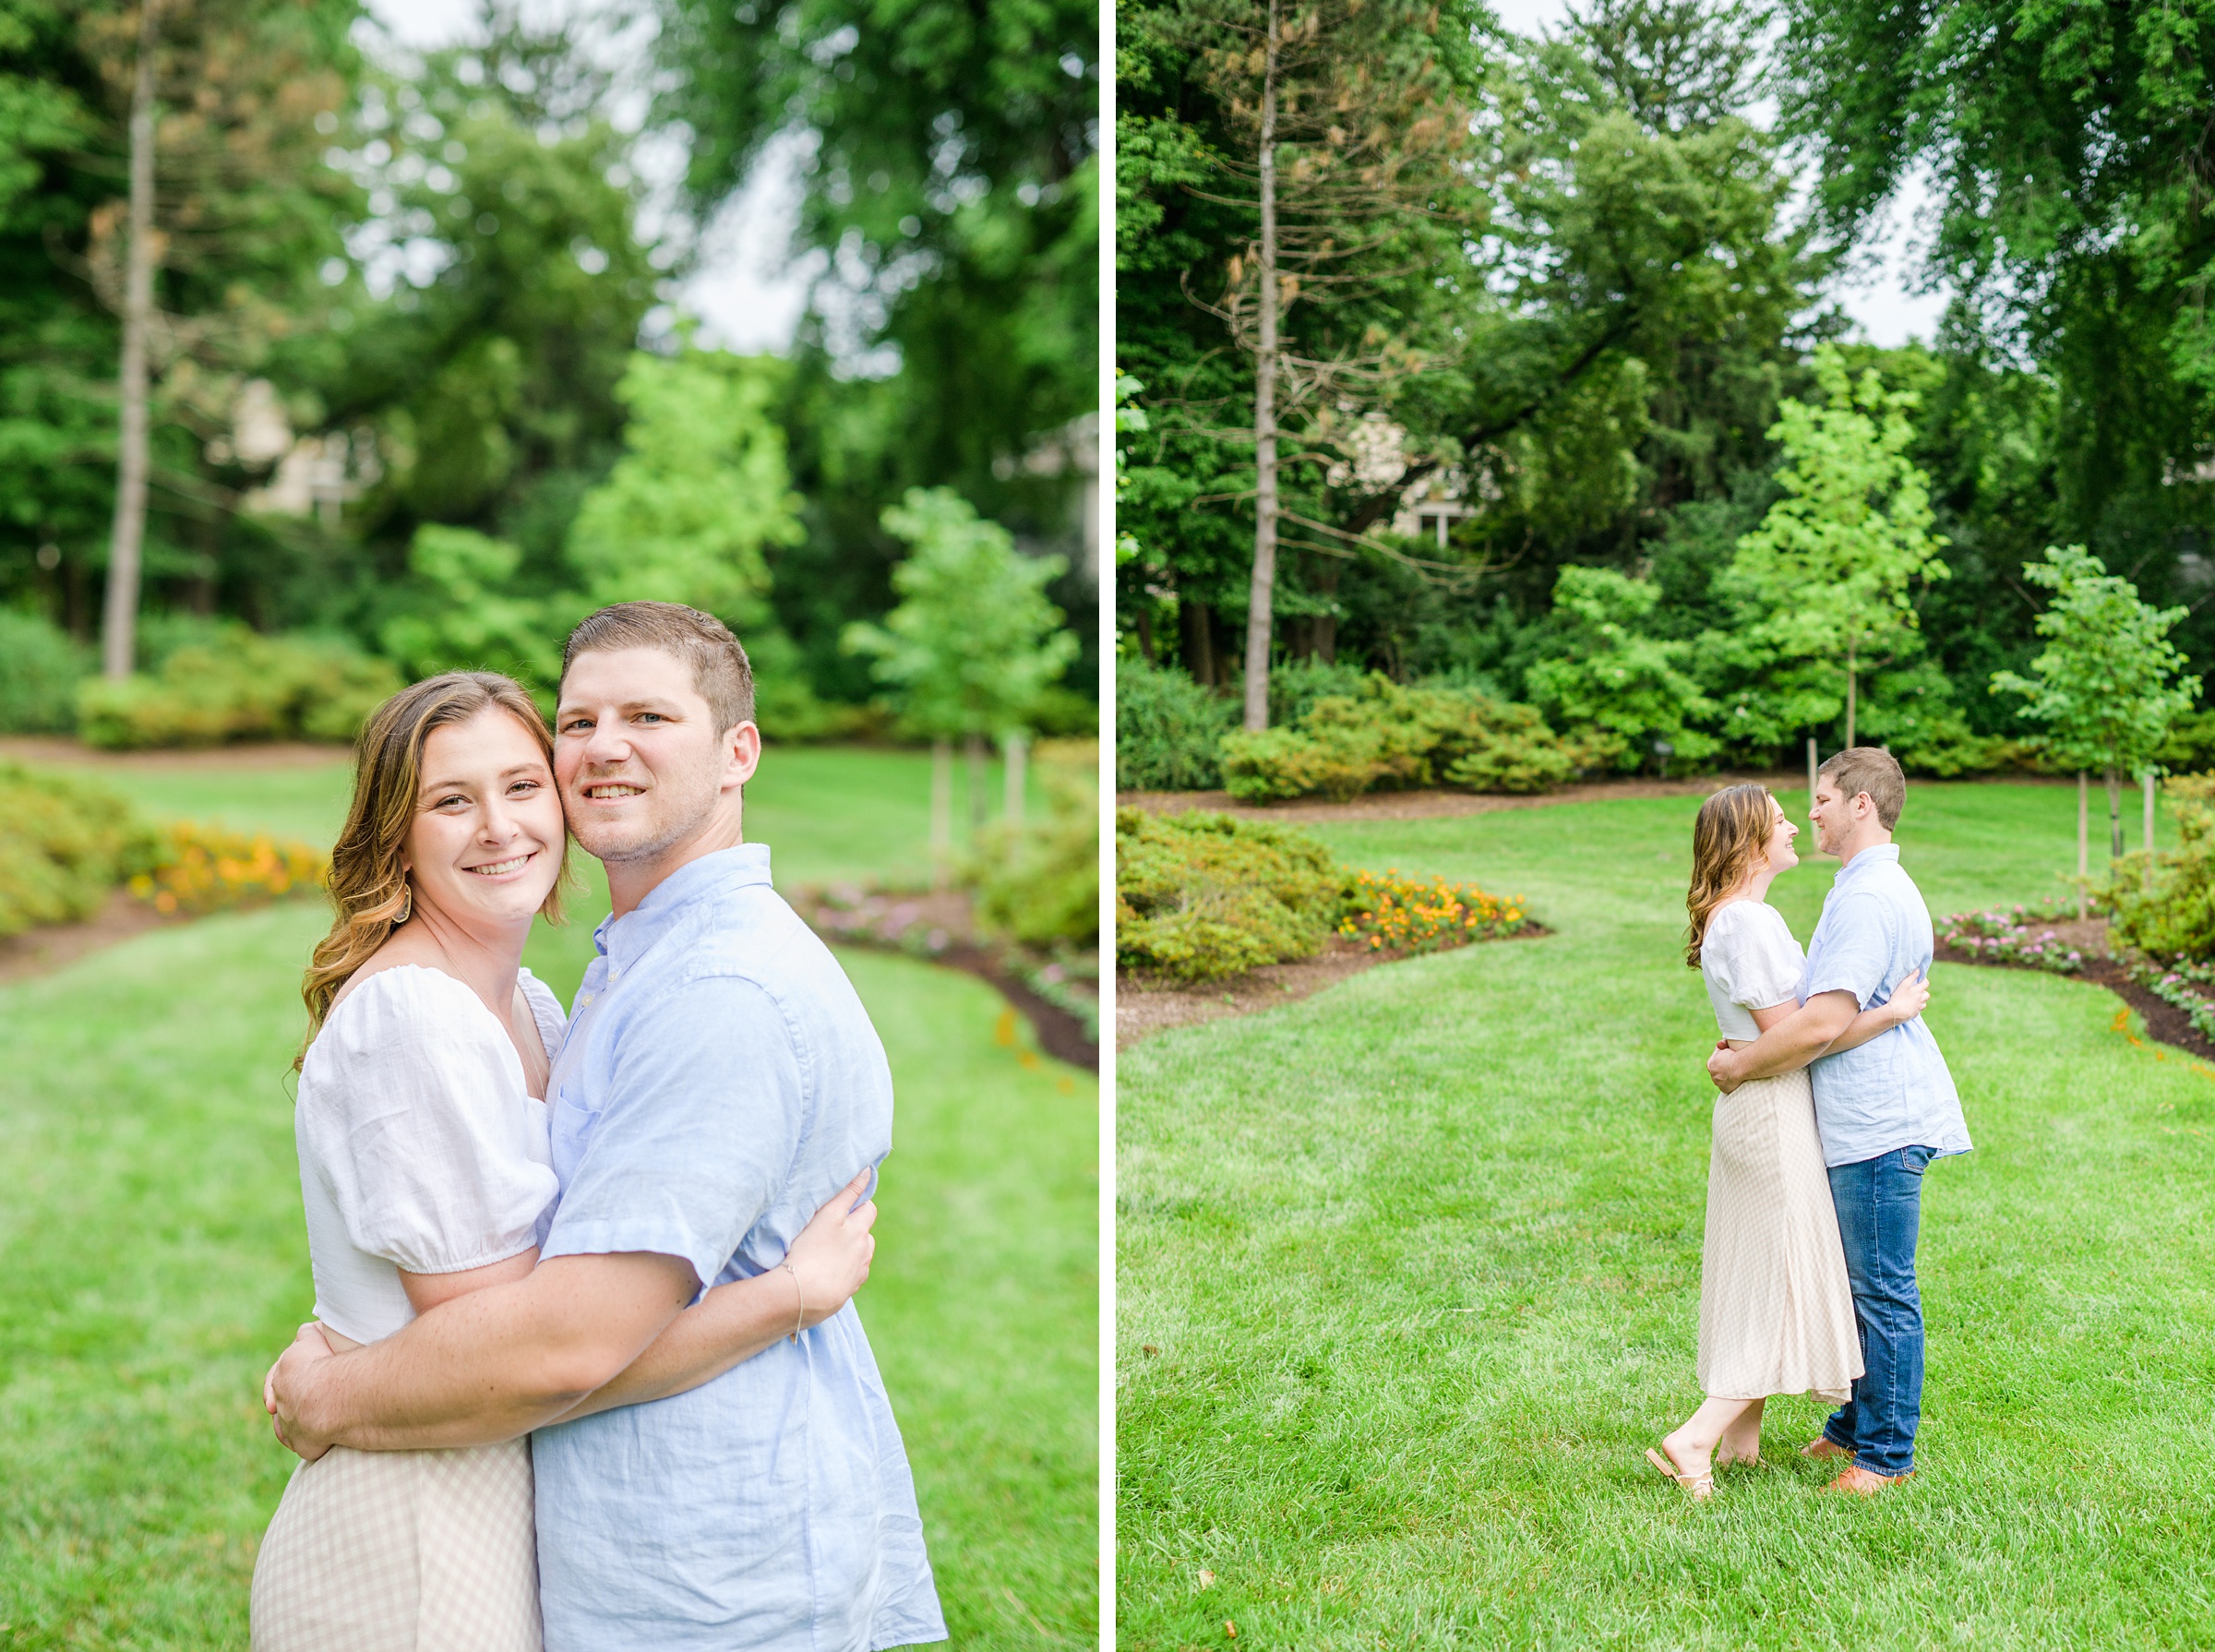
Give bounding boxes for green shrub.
[1219,722,1383,802]
[1115,808,1340,982]
[0,763,164,938]
[1115,656,1234,790]
[78,627,402,749]
[1268,658,1372,727]
[0,611,90,734]
[2158,708,2215,774]
[2106,776,2215,959]
[1220,676,1578,802]
[970,741,1099,948]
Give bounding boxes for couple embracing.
[1650,747,1973,1500]
[252,602,947,1650]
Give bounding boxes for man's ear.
[724,720,762,791]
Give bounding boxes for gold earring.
[394,882,413,925]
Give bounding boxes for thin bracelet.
[778,1258,804,1343]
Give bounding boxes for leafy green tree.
[654,0,1099,710]
[1523,567,1716,772]
[1729,345,1948,748]
[1772,0,2215,661]
[844,488,1078,849]
[566,350,803,623]
[378,524,562,692]
[1992,545,2199,861]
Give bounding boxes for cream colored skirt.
[250,1438,543,1652]
[1696,1068,1864,1405]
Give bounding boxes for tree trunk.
[1313,557,1341,664]
[102,0,161,681]
[1843,637,1857,750]
[965,731,988,833]
[2144,769,2157,891]
[2105,766,2122,861]
[1179,597,1215,685]
[929,737,952,887]
[1002,730,1028,828]
[1132,604,1155,663]
[1239,0,1281,734]
[2077,771,2089,921]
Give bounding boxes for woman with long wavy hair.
[251,673,880,1650]
[1645,783,1927,1499]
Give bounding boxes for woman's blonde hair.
[300,672,567,1059]
[1685,783,1778,968]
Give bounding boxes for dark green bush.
[0,763,164,938]
[970,741,1099,948]
[1115,808,1341,982]
[0,612,90,734]
[2159,708,2215,774]
[1220,676,1576,803]
[1115,656,1234,790]
[78,626,403,749]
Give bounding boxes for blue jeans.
[1821,1145,1935,1477]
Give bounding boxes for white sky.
[369,0,1946,355]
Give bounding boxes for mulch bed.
[0,889,192,987]
[790,885,1098,1071]
[1935,920,2215,1062]
[1117,929,1549,1047]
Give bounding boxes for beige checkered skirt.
[1695,1068,1863,1406]
[250,1438,543,1652]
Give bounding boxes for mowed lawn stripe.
[1119,784,2215,1649]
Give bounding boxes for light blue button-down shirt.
[1801,844,1974,1168]
[532,844,945,1652]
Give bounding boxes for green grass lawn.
[0,746,1096,1649]
[1119,781,2215,1650]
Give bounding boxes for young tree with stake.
[1991,545,2198,911]
[844,489,1079,874]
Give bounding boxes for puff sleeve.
[1730,904,1805,1011]
[299,968,560,1275]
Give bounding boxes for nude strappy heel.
[1646,1445,1715,1500]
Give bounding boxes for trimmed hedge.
[1115,808,1342,982]
[78,626,402,749]
[1220,676,1575,803]
[0,763,164,938]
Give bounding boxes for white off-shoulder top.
[1699,900,1805,1041]
[294,964,565,1345]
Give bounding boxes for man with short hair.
[1706,747,1972,1494]
[271,602,946,1648]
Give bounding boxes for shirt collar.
[1837,843,1900,883]
[592,843,773,965]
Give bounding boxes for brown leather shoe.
[1823,1465,1913,1495]
[1801,1436,1852,1463]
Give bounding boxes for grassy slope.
[1119,783,2215,1650]
[0,746,1095,1649]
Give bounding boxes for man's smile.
[582,783,647,799]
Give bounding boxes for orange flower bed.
[129,822,329,916]
[1337,868,1535,955]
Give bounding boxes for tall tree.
[1772,0,2215,659]
[1729,345,1948,748]
[654,0,1099,705]
[1177,0,1487,729]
